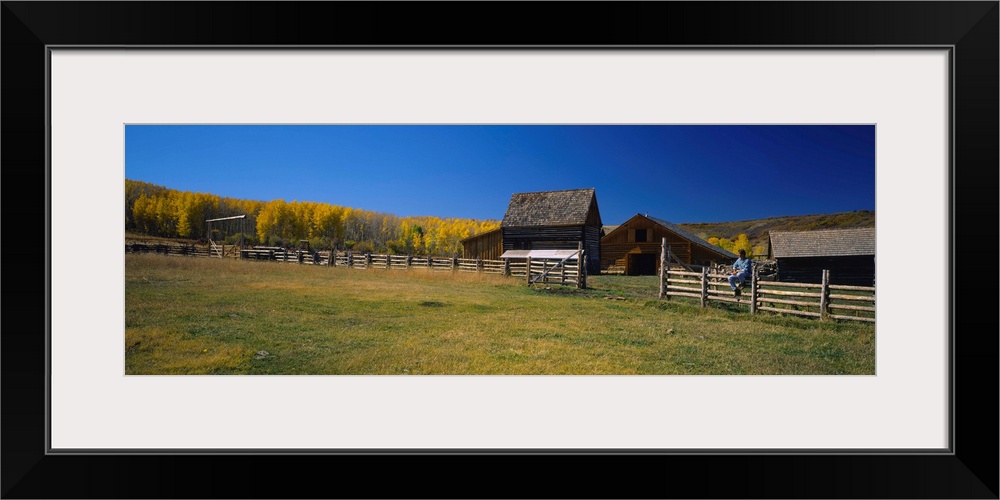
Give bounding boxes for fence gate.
[205,214,247,259]
[500,248,586,288]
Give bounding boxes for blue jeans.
[728,271,750,290]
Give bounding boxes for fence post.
[283,248,288,262]
[658,238,667,299]
[700,267,708,308]
[365,253,372,269]
[427,255,433,269]
[347,251,353,268]
[477,258,483,273]
[503,258,510,277]
[750,268,758,314]
[526,258,532,285]
[665,246,672,301]
[577,245,585,289]
[406,254,412,269]
[820,269,830,320]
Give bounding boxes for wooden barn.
[601,214,738,275]
[494,188,603,274]
[767,227,876,285]
[460,227,503,261]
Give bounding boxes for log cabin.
[767,227,876,285]
[461,188,603,274]
[601,214,738,275]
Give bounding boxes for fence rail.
[126,243,212,257]
[661,266,875,323]
[656,237,874,323]
[127,240,872,320]
[126,241,587,288]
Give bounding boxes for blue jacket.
[733,257,752,274]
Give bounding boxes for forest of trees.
[126,179,869,261]
[125,179,500,256]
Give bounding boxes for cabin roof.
[603,214,739,259]
[501,188,600,227]
[645,215,740,259]
[768,227,876,258]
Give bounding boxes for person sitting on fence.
[728,249,753,297]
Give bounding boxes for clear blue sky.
[125,124,875,224]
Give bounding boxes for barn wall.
[776,255,875,285]
[602,242,690,272]
[600,217,739,274]
[461,230,503,260]
[585,197,603,226]
[582,225,601,274]
[502,225,601,274]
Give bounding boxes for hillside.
[677,210,876,252]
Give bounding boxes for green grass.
[125,254,875,375]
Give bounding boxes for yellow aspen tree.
[132,194,151,234]
[412,231,424,255]
[733,233,753,257]
[158,193,179,236]
[256,199,287,243]
[175,198,193,237]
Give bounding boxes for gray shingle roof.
[645,215,740,259]
[501,188,599,227]
[769,227,876,258]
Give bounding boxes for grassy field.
[125,254,875,375]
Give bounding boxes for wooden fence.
[525,254,585,288]
[317,252,586,287]
[660,266,875,323]
[126,242,212,257]
[127,241,871,310]
[125,242,585,286]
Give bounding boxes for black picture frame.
[3,2,997,498]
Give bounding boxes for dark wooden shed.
[499,188,603,274]
[601,214,738,275]
[768,227,876,285]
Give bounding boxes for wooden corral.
[460,227,503,261]
[662,266,875,323]
[601,214,738,275]
[498,188,603,274]
[767,228,876,285]
[501,249,586,288]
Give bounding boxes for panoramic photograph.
[124,124,876,375]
